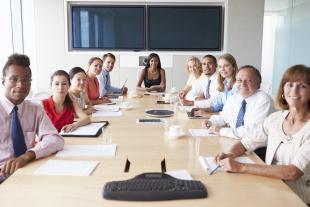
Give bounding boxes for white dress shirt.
[209,90,275,139]
[186,72,219,107]
[0,93,64,167]
[241,110,310,204]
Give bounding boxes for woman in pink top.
[86,57,111,105]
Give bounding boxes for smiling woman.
[214,64,310,205]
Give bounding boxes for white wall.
[262,0,310,95]
[22,0,265,93]
[0,0,13,68]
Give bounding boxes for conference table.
[0,94,307,207]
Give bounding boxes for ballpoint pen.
[209,165,221,175]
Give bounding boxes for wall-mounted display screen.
[70,6,145,50]
[148,6,222,51]
[68,4,222,51]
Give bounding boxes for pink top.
[0,93,64,167]
[86,76,100,100]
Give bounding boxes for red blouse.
[86,76,100,100]
[42,96,75,132]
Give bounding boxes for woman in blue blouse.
[192,53,238,118]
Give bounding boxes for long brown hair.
[217,53,237,92]
[275,64,310,110]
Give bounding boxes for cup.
[168,125,181,137]
[164,93,173,103]
[170,87,177,94]
[128,91,137,97]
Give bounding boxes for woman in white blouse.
[214,64,310,205]
[179,56,202,99]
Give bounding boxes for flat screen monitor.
[70,5,145,50]
[148,6,222,51]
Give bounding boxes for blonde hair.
[217,53,238,92]
[186,56,202,79]
[275,64,310,110]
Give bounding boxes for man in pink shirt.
[0,53,64,182]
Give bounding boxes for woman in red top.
[86,57,111,105]
[42,70,91,132]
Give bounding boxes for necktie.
[11,106,27,157]
[205,79,211,99]
[236,99,247,128]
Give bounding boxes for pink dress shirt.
[0,93,64,167]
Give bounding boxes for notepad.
[59,122,107,137]
[56,144,117,157]
[189,129,216,137]
[199,156,254,175]
[93,104,120,111]
[34,160,98,176]
[92,110,122,117]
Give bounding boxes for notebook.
[199,156,254,175]
[59,122,108,137]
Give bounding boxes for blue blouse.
[212,80,237,112]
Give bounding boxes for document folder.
[60,122,108,137]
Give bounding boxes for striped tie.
[235,100,247,128]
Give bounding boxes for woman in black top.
[136,53,166,92]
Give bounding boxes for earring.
[281,94,285,100]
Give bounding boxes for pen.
[209,165,220,175]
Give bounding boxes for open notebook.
[199,156,254,175]
[60,122,108,137]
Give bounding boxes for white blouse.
[241,110,310,204]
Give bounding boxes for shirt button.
[306,180,310,187]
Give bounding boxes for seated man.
[97,53,128,96]
[180,55,219,107]
[203,65,275,140]
[0,54,64,182]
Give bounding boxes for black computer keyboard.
[102,172,207,201]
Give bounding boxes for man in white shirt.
[203,65,275,140]
[180,55,219,107]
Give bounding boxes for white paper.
[166,170,193,180]
[199,156,254,174]
[93,104,120,111]
[59,122,106,136]
[56,145,117,157]
[189,129,216,137]
[92,110,122,117]
[34,160,98,176]
[198,156,219,174]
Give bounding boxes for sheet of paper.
[56,144,117,157]
[189,129,216,137]
[166,170,193,180]
[34,160,98,176]
[199,156,254,174]
[59,122,105,136]
[93,104,120,111]
[92,110,122,117]
[198,156,219,174]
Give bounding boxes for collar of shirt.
[237,89,261,103]
[102,69,109,76]
[0,92,24,116]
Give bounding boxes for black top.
[143,68,161,88]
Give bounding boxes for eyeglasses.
[4,76,32,85]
